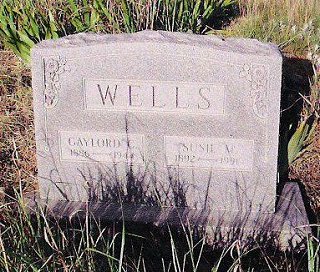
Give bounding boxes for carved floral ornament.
[43,56,70,109]
[239,64,268,119]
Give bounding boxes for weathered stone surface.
[32,30,283,214]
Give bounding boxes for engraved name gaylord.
[60,131,144,163]
[84,79,225,114]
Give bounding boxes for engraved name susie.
[84,79,225,115]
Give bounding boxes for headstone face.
[32,31,282,215]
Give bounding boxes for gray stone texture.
[31,30,283,215]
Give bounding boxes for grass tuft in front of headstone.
[0,188,318,271]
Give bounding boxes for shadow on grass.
[1,196,312,272]
[15,179,309,271]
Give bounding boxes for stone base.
[275,182,311,248]
[26,182,310,249]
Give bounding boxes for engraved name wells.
[84,79,225,115]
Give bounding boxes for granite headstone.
[32,31,283,217]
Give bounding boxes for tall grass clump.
[0,193,210,271]
[0,188,212,271]
[0,194,126,271]
[0,0,236,63]
[0,193,146,271]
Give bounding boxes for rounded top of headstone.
[33,30,281,58]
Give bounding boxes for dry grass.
[0,51,36,197]
[290,122,320,217]
[238,0,319,23]
[228,0,320,55]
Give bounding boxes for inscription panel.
[84,79,225,115]
[165,136,254,171]
[59,131,144,163]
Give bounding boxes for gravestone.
[31,31,309,242]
